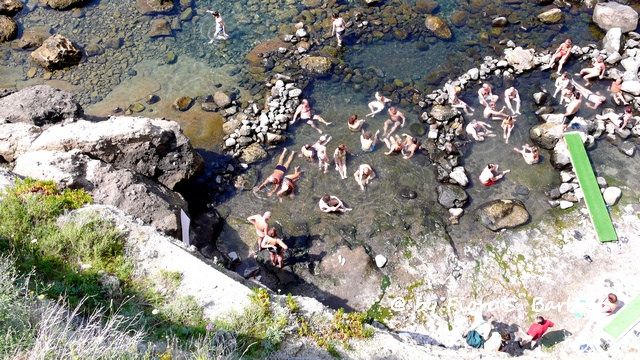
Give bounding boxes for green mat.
[604,295,640,340]
[563,133,617,242]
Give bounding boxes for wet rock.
[173,96,193,111]
[374,254,387,268]
[234,168,258,191]
[449,166,468,187]
[0,15,17,43]
[415,0,439,14]
[475,199,529,231]
[137,0,174,15]
[436,184,468,209]
[179,7,192,21]
[530,122,564,149]
[450,10,468,28]
[550,138,571,170]
[30,34,82,70]
[148,18,172,38]
[0,85,82,125]
[213,91,231,108]
[504,47,535,72]
[240,143,267,164]
[45,0,86,10]
[128,103,145,113]
[492,17,508,27]
[398,187,417,199]
[84,42,103,56]
[538,8,563,24]
[533,92,548,105]
[0,0,22,16]
[618,141,635,157]
[603,187,621,206]
[299,56,333,75]
[425,15,452,40]
[593,2,638,33]
[603,27,622,54]
[429,105,458,122]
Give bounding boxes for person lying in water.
[513,144,540,165]
[276,166,303,200]
[360,129,380,152]
[401,134,420,159]
[254,148,296,196]
[353,164,376,191]
[260,228,288,268]
[571,80,606,110]
[479,163,510,186]
[383,134,403,155]
[466,119,495,142]
[292,99,332,133]
[366,91,391,117]
[318,194,352,213]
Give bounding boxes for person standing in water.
[312,135,332,174]
[206,10,229,42]
[247,211,271,251]
[333,144,348,180]
[260,228,288,268]
[331,13,346,47]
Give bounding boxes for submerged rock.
[593,2,638,33]
[173,96,193,111]
[137,0,174,15]
[299,56,333,75]
[0,15,17,43]
[538,8,563,24]
[475,199,529,231]
[425,15,452,40]
[14,29,51,50]
[0,85,82,125]
[30,34,82,70]
[45,0,86,10]
[0,0,22,16]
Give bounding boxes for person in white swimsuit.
[366,91,391,117]
[331,13,346,47]
[206,10,229,42]
[504,87,521,115]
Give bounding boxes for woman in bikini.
[353,164,376,191]
[360,129,380,152]
[383,134,404,155]
[276,166,303,200]
[292,99,332,133]
[333,144,348,179]
[501,116,516,144]
[547,38,572,75]
[260,228,288,268]
[331,13,346,47]
[609,78,628,106]
[366,91,391,117]
[254,148,296,196]
[347,114,365,131]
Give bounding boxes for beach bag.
[466,330,485,348]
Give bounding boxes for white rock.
[228,251,239,262]
[603,27,622,54]
[559,183,574,194]
[559,200,574,209]
[225,137,236,147]
[603,186,622,206]
[295,28,308,38]
[375,254,387,268]
[560,170,575,183]
[468,68,479,80]
[621,80,640,96]
[593,2,638,33]
[288,88,302,98]
[449,208,463,218]
[449,167,469,187]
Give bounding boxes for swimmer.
[546,38,572,75]
[609,78,629,106]
[553,72,571,99]
[366,91,391,117]
[333,144,348,180]
[571,80,606,110]
[483,101,509,120]
[300,144,317,162]
[331,13,346,47]
[360,129,380,152]
[247,211,271,251]
[465,119,495,141]
[206,10,229,42]
[312,134,332,173]
[504,87,521,115]
[576,56,606,85]
[260,228,288,268]
[254,148,296,196]
[477,83,494,107]
[513,144,540,165]
[383,134,403,155]
[276,166,303,200]
[479,163,510,186]
[501,116,516,144]
[382,107,406,137]
[596,106,633,129]
[401,134,420,159]
[319,194,352,213]
[353,164,376,191]
[292,99,332,133]
[347,114,365,131]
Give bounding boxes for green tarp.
[604,295,640,340]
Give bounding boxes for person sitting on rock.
[383,134,404,155]
[466,119,495,142]
[571,80,606,110]
[292,99,332,133]
[382,107,406,137]
[479,163,510,186]
[446,83,474,115]
[319,194,352,213]
[560,85,574,105]
[513,144,540,165]
[366,91,391,117]
[353,164,376,191]
[254,148,296,196]
[609,78,629,106]
[504,86,521,115]
[260,228,288,268]
[360,129,380,152]
[276,166,303,200]
[554,72,571,99]
[577,56,606,85]
[562,92,582,130]
[483,101,509,121]
[546,38,572,75]
[347,114,365,131]
[596,106,633,129]
[401,134,420,159]
[601,293,622,315]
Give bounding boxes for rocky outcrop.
[45,0,86,10]
[475,199,529,231]
[425,15,452,40]
[26,117,203,189]
[0,123,42,162]
[30,34,82,70]
[0,15,17,43]
[593,2,638,33]
[0,86,82,125]
[299,56,333,75]
[0,0,23,16]
[504,47,535,72]
[530,122,564,150]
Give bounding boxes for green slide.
[563,133,617,242]
[604,295,640,340]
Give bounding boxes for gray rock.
[429,105,459,122]
[621,80,640,96]
[468,68,479,80]
[603,186,621,205]
[299,56,333,75]
[603,27,622,54]
[559,200,574,209]
[550,139,571,170]
[530,122,564,149]
[533,92,548,105]
[449,166,468,187]
[559,182,574,194]
[597,176,608,188]
[213,91,231,108]
[593,2,638,33]
[374,254,387,268]
[492,17,508,27]
[475,199,529,231]
[0,123,42,162]
[504,47,535,72]
[538,8,563,24]
[0,168,18,193]
[0,85,82,126]
[436,184,468,209]
[239,143,267,164]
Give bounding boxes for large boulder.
[30,34,82,70]
[0,123,42,162]
[0,85,82,125]
[27,117,203,189]
[425,15,452,40]
[593,2,638,33]
[0,0,23,16]
[436,184,468,209]
[603,27,622,54]
[620,80,640,96]
[0,15,17,43]
[538,8,563,24]
[299,56,333,75]
[504,47,535,72]
[530,122,564,150]
[429,105,459,122]
[45,0,85,10]
[137,0,174,14]
[550,138,571,170]
[240,143,267,164]
[475,199,529,231]
[13,150,187,236]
